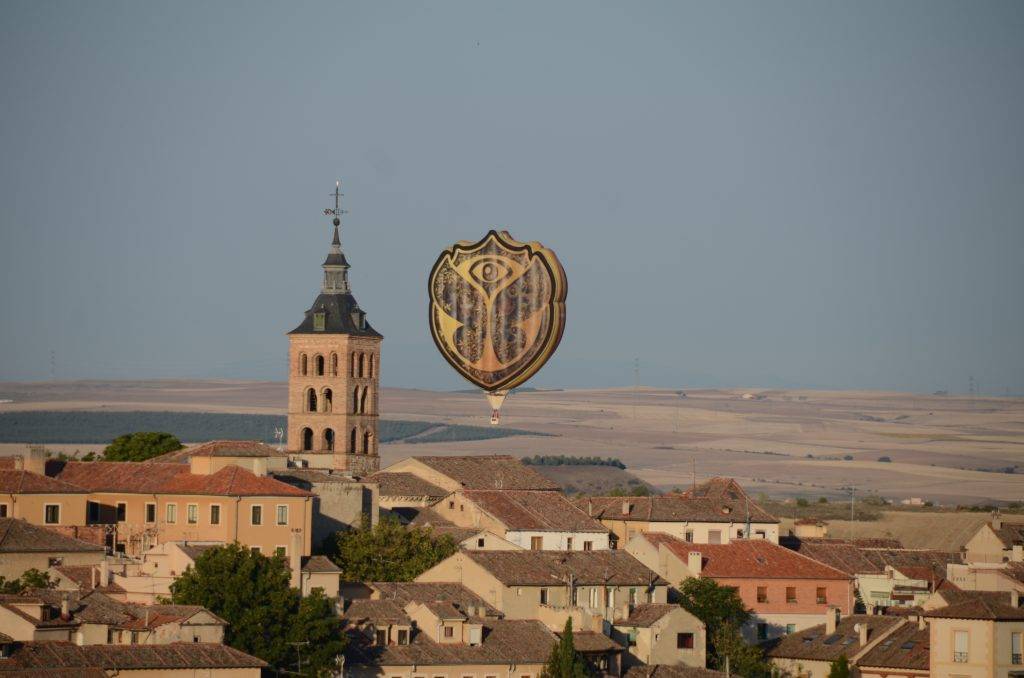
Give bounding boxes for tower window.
[313,312,326,331]
[324,428,335,452]
[351,353,358,377]
[349,427,357,454]
[315,355,325,376]
[353,385,361,414]
[301,428,313,451]
[299,354,308,376]
[363,430,371,454]
[323,388,333,412]
[306,388,318,413]
[359,353,367,378]
[368,354,374,378]
[360,387,370,415]
[330,353,338,376]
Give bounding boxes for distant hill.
[530,464,657,496]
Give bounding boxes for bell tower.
[286,181,382,476]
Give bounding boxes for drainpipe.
[233,496,241,543]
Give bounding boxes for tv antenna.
[273,428,284,451]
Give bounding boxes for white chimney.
[991,512,1003,530]
[60,593,70,619]
[918,615,926,631]
[858,622,869,646]
[825,607,838,634]
[1012,545,1023,563]
[1011,590,1020,608]
[99,559,109,587]
[687,551,702,577]
[290,530,303,589]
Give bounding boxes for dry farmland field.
[2,380,1022,512]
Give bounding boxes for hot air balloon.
[428,230,567,423]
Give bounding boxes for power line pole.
[632,357,640,419]
[849,485,855,541]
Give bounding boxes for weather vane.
[323,179,347,227]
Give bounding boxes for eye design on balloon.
[468,257,515,287]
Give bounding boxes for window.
[684,530,694,542]
[116,503,126,522]
[375,629,386,646]
[275,546,287,557]
[627,630,638,647]
[315,354,325,375]
[540,588,548,605]
[187,504,198,524]
[786,624,796,635]
[566,537,573,550]
[251,546,261,554]
[757,586,768,603]
[0,503,7,518]
[449,500,455,510]
[210,504,221,525]
[361,387,370,414]
[87,501,100,523]
[330,353,338,376]
[251,505,263,526]
[708,530,722,544]
[816,587,827,604]
[44,504,60,524]
[48,557,63,567]
[276,505,289,525]
[583,541,593,551]
[477,537,485,548]
[313,313,326,332]
[678,632,695,649]
[444,626,454,638]
[306,388,317,412]
[737,529,744,538]
[1012,632,1022,664]
[145,503,156,523]
[757,623,768,641]
[397,629,409,645]
[531,536,543,550]
[786,586,797,603]
[953,630,968,662]
[629,588,638,604]
[299,353,308,375]
[166,503,177,524]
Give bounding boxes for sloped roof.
[302,555,342,573]
[0,519,105,554]
[624,666,728,678]
[48,461,310,497]
[155,440,288,463]
[462,550,665,586]
[993,522,1024,548]
[767,615,902,661]
[0,642,266,670]
[411,455,559,490]
[464,490,607,532]
[345,599,409,624]
[175,542,221,562]
[345,618,556,666]
[290,291,382,337]
[368,582,498,615]
[567,631,624,653]
[857,622,929,671]
[366,472,447,498]
[641,532,850,580]
[579,480,777,524]
[925,591,1024,620]
[616,603,679,627]
[783,538,960,579]
[51,566,125,595]
[0,469,86,494]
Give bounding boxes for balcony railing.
[1011,653,1022,665]
[953,651,968,663]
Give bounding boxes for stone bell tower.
[286,181,382,476]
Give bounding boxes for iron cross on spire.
[323,180,348,227]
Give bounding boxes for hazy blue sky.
[1,1,1022,393]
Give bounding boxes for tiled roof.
[1001,562,1024,585]
[0,642,267,670]
[579,481,777,524]
[345,599,409,624]
[464,490,608,532]
[767,615,902,662]
[423,600,465,620]
[366,472,447,498]
[782,538,960,578]
[272,469,355,485]
[175,542,221,562]
[857,622,929,671]
[8,590,227,630]
[0,519,105,554]
[49,460,311,497]
[0,469,86,494]
[368,582,498,615]
[412,455,560,491]
[679,477,778,523]
[302,555,342,573]
[624,666,728,678]
[567,631,623,652]
[0,668,107,678]
[641,533,850,580]
[616,603,679,627]
[462,550,666,586]
[925,591,1024,620]
[155,440,288,463]
[51,566,125,595]
[993,522,1024,548]
[345,618,557,666]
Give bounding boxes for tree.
[541,618,589,678]
[0,568,54,594]
[170,543,344,674]
[678,578,754,671]
[325,516,457,581]
[104,432,184,461]
[827,655,852,678]
[710,622,771,677]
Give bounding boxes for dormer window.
[397,628,409,645]
[313,312,326,331]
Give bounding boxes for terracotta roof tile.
[624,666,728,678]
[0,470,86,494]
[0,519,105,554]
[462,550,665,586]
[783,538,960,578]
[642,533,851,580]
[579,479,777,524]
[464,490,608,532]
[925,591,1024,620]
[368,582,498,615]
[412,455,560,490]
[616,603,679,627]
[768,615,902,662]
[365,472,447,498]
[857,622,930,671]
[567,631,624,652]
[302,555,342,573]
[154,440,288,463]
[0,642,266,670]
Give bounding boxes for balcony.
[1011,653,1022,665]
[953,652,968,663]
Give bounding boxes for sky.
[1,1,1022,394]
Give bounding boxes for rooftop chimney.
[687,551,702,577]
[992,512,1003,530]
[99,559,109,587]
[60,593,70,620]
[290,530,303,589]
[1011,590,1019,608]
[825,607,838,635]
[25,446,46,475]
[918,615,927,631]
[588,498,593,517]
[858,622,869,647]
[1012,544,1023,563]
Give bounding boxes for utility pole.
[633,357,640,419]
[849,485,855,541]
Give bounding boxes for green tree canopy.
[540,618,589,678]
[169,543,344,675]
[677,577,751,637]
[0,568,54,594]
[710,622,771,677]
[325,516,457,581]
[827,655,852,678]
[103,431,183,461]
